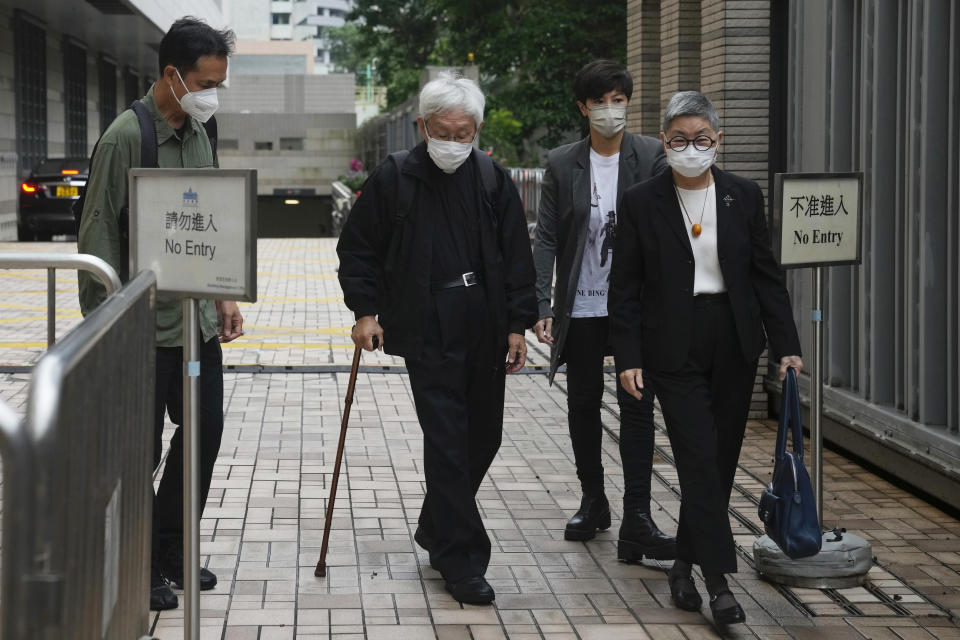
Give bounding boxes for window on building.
[271,13,290,24]
[14,11,47,174]
[99,56,117,133]
[63,39,88,158]
[254,141,274,151]
[218,139,239,151]
[280,137,304,151]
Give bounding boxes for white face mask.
[426,129,475,174]
[588,104,627,139]
[172,69,219,123]
[665,145,717,178]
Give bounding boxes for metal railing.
[508,167,545,223]
[0,253,121,347]
[0,270,157,640]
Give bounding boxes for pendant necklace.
[674,178,712,238]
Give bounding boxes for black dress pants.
[564,316,656,512]
[405,285,505,582]
[645,295,756,574]
[152,336,225,563]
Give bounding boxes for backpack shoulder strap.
[130,100,158,168]
[473,148,499,210]
[202,115,218,164]
[389,150,412,223]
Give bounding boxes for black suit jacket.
[609,166,802,373]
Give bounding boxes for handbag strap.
[775,367,804,462]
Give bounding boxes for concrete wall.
[217,112,355,195]
[219,73,355,114]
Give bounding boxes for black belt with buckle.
[433,271,482,291]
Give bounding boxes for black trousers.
[564,316,656,513]
[645,295,756,574]
[152,337,225,563]
[405,285,505,582]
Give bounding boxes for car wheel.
[17,224,36,241]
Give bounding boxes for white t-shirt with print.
[572,149,620,318]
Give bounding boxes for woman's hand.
[779,355,804,379]
[619,368,644,401]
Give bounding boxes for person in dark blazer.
[609,91,803,625]
[532,60,675,561]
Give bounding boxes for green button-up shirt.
[77,87,219,347]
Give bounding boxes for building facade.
[225,0,353,74]
[626,0,960,508]
[0,0,225,240]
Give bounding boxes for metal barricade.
[0,270,157,640]
[0,253,121,347]
[508,167,545,223]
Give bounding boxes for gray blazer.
[533,132,667,383]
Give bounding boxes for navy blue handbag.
[758,367,822,559]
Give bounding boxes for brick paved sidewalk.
[1,239,958,639]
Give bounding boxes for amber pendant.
[692,223,702,237]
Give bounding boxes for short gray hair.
[662,91,720,133]
[419,71,485,129]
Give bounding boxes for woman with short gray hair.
[609,91,803,624]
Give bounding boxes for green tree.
[336,0,626,156]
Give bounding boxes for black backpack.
[73,99,218,236]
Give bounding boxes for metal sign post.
[756,171,870,588]
[811,265,824,522]
[182,297,201,639]
[772,171,862,525]
[130,168,257,640]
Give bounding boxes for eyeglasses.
[666,135,717,152]
[425,124,476,144]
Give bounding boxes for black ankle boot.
[617,509,677,562]
[564,490,611,541]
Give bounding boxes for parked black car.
[18,158,88,240]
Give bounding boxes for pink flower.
[350,158,364,173]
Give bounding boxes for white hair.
[419,71,485,128]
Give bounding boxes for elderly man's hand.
[533,317,554,345]
[619,368,644,401]
[218,301,243,343]
[352,315,384,351]
[779,355,804,380]
[505,332,526,374]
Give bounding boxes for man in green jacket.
[78,17,242,611]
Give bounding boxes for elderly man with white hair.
[337,72,537,604]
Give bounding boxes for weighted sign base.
[753,532,872,589]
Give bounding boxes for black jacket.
[609,166,802,373]
[337,142,537,358]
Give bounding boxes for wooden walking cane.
[315,335,374,577]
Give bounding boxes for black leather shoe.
[150,568,179,611]
[709,590,746,624]
[564,491,611,541]
[160,550,218,590]
[444,575,495,605]
[668,564,702,611]
[617,510,677,562]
